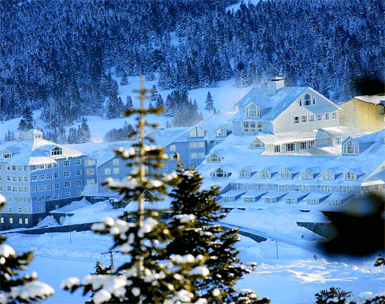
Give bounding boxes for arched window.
[246,103,260,117]
[249,139,264,149]
[207,153,220,163]
[345,170,357,181]
[260,169,270,179]
[301,170,313,180]
[211,168,227,178]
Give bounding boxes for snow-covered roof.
[262,191,287,199]
[284,192,309,199]
[241,190,267,198]
[148,127,190,147]
[305,193,330,200]
[0,130,82,165]
[221,190,245,197]
[352,94,385,105]
[326,193,353,201]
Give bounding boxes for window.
[64,181,71,188]
[104,168,111,175]
[324,113,330,120]
[76,180,82,186]
[301,170,312,180]
[208,153,220,163]
[63,160,70,167]
[198,152,205,158]
[18,186,23,192]
[65,192,71,198]
[31,186,37,192]
[46,174,53,180]
[39,174,45,181]
[51,147,63,156]
[84,159,96,166]
[25,218,28,225]
[285,143,296,152]
[246,103,260,117]
[293,116,300,124]
[343,140,358,155]
[9,208,12,213]
[87,179,95,185]
[197,141,205,148]
[216,128,226,137]
[304,94,311,106]
[9,218,13,224]
[113,158,119,165]
[274,145,281,153]
[309,115,315,122]
[345,171,357,181]
[301,115,307,123]
[257,122,263,132]
[239,169,250,179]
[260,169,270,179]
[113,168,119,174]
[7,186,11,191]
[75,159,81,165]
[3,152,11,159]
[250,139,264,149]
[54,172,59,178]
[190,153,197,159]
[211,168,227,178]
[300,142,307,150]
[169,145,176,151]
[64,171,70,177]
[189,142,197,149]
[18,208,22,213]
[317,114,323,121]
[0,218,3,224]
[55,183,59,189]
[86,168,95,175]
[308,141,315,149]
[47,184,53,190]
[75,169,82,176]
[31,175,38,182]
[331,112,337,119]
[250,122,256,133]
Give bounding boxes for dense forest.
[0,0,384,127]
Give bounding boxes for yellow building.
[339,94,385,132]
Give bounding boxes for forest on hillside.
[0,0,384,127]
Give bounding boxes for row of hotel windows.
[0,180,83,193]
[104,168,120,175]
[3,190,84,206]
[211,168,357,181]
[0,169,94,182]
[243,121,263,133]
[293,112,337,124]
[0,217,29,225]
[248,140,315,151]
[234,183,357,193]
[0,159,84,172]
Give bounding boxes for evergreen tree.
[156,94,164,108]
[78,118,91,143]
[126,95,133,110]
[62,78,210,304]
[205,91,215,112]
[165,166,270,304]
[315,287,352,304]
[22,106,34,130]
[0,195,54,303]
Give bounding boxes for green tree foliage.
[165,166,270,304]
[62,79,210,304]
[0,196,54,303]
[315,287,352,304]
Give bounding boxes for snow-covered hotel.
[1,78,385,229]
[0,129,97,229]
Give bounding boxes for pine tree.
[156,94,164,108]
[22,106,34,130]
[62,77,210,304]
[126,95,133,110]
[0,195,54,303]
[78,117,91,143]
[165,166,270,304]
[205,91,215,112]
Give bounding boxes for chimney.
[268,77,285,96]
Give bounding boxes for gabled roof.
[351,94,385,105]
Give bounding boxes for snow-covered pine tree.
[0,195,54,303]
[165,166,270,304]
[126,95,133,110]
[77,118,91,144]
[62,77,210,304]
[205,91,215,112]
[156,94,164,109]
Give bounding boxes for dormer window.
[280,169,292,180]
[301,170,313,180]
[3,152,11,159]
[207,152,220,163]
[211,168,228,179]
[51,147,63,156]
[260,169,270,179]
[189,127,205,138]
[249,138,264,149]
[343,139,358,155]
[216,128,226,137]
[345,170,357,181]
[246,103,260,118]
[323,170,334,180]
[239,168,250,179]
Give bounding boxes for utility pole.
[101,250,119,268]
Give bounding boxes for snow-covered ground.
[3,201,384,304]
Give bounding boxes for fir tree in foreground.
[62,78,210,304]
[0,195,54,303]
[165,165,270,304]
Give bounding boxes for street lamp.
[65,212,74,243]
